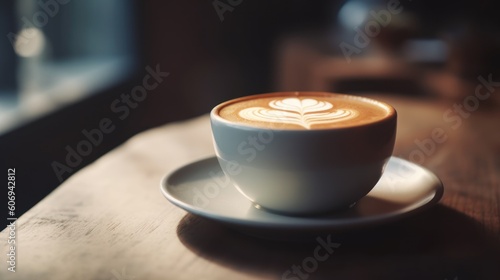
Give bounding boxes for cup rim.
[211,91,397,131]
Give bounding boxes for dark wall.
[134,0,339,129]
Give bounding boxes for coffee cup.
[210,92,397,215]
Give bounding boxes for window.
[0,0,138,133]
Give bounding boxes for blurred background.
[1,0,499,218]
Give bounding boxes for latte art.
[217,93,391,130]
[239,98,358,129]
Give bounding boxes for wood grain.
[1,95,499,280]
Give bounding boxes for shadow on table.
[176,205,500,280]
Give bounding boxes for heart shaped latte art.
[239,97,358,129]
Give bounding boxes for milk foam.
[238,98,358,129]
[217,93,391,130]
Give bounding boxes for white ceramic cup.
[210,92,397,215]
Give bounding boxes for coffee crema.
[217,92,392,130]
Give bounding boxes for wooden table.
[2,94,500,280]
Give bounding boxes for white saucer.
[161,157,443,234]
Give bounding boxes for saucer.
[161,157,443,235]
